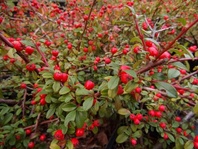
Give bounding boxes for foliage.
[0,0,198,148]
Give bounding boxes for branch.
[156,18,198,59]
[0,98,18,105]
[137,59,166,74]
[0,32,30,64]
[77,0,97,50]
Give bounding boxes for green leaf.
[83,97,93,111]
[114,20,132,25]
[172,62,188,70]
[4,113,13,125]
[117,126,128,134]
[168,69,180,79]
[75,111,87,128]
[116,133,129,143]
[124,81,138,93]
[59,86,70,95]
[124,70,137,78]
[177,18,187,26]
[21,40,34,47]
[118,108,131,116]
[154,82,178,98]
[53,81,61,93]
[64,110,76,126]
[178,45,194,59]
[75,88,89,96]
[50,143,60,149]
[108,76,119,90]
[193,103,198,115]
[130,37,142,43]
[42,72,53,79]
[66,140,74,149]
[184,140,194,149]
[46,107,56,119]
[62,103,77,112]
[108,88,117,98]
[167,133,175,142]
[133,130,142,138]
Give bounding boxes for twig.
[22,89,27,118]
[156,17,198,60]
[24,118,59,130]
[0,98,18,105]
[34,113,41,132]
[77,0,97,51]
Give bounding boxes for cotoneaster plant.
[0,0,198,149]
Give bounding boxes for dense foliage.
[0,0,198,148]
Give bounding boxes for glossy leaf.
[116,133,129,143]
[118,108,131,116]
[83,97,94,111]
[59,86,70,95]
[168,69,180,79]
[108,76,119,90]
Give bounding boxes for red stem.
[156,18,198,59]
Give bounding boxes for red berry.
[129,114,136,121]
[60,73,69,83]
[133,118,140,125]
[93,120,100,127]
[31,100,37,105]
[83,15,89,21]
[135,87,142,94]
[111,47,118,54]
[53,72,62,81]
[83,47,89,53]
[122,48,129,55]
[20,83,27,89]
[180,69,186,75]
[133,46,140,54]
[54,129,65,140]
[158,105,166,112]
[39,134,46,141]
[25,129,32,135]
[71,138,79,146]
[176,127,182,134]
[163,133,169,140]
[51,50,59,57]
[12,40,23,51]
[117,85,124,95]
[148,47,158,57]
[67,43,72,49]
[84,80,95,90]
[130,138,137,146]
[194,136,198,142]
[40,98,46,105]
[3,55,9,61]
[26,64,36,71]
[194,142,198,149]
[159,52,171,59]
[104,57,111,64]
[145,41,153,47]
[136,114,143,121]
[155,111,162,118]
[75,128,84,137]
[148,110,155,117]
[25,46,34,55]
[159,122,166,129]
[28,142,35,149]
[175,116,181,122]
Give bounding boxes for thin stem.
[0,98,18,105]
[77,0,97,51]
[156,18,198,60]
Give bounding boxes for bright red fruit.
[26,64,36,71]
[159,51,171,59]
[148,110,155,117]
[84,80,95,90]
[158,105,166,112]
[155,111,162,118]
[163,133,169,140]
[135,87,142,94]
[31,100,37,105]
[40,98,46,105]
[117,85,124,95]
[130,138,137,146]
[60,73,68,83]
[39,134,46,141]
[75,128,84,137]
[25,129,32,135]
[133,118,140,125]
[194,142,198,149]
[54,129,65,140]
[53,72,62,81]
[104,57,111,64]
[159,122,166,129]
[111,47,118,54]
[148,47,158,57]
[25,46,34,55]
[136,114,143,120]
[176,127,182,134]
[51,50,59,57]
[93,120,100,127]
[20,83,27,89]
[194,136,198,142]
[133,46,140,54]
[175,116,181,122]
[12,40,23,51]
[145,41,153,47]
[28,142,35,148]
[71,138,79,146]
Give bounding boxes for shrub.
[0,0,198,148]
